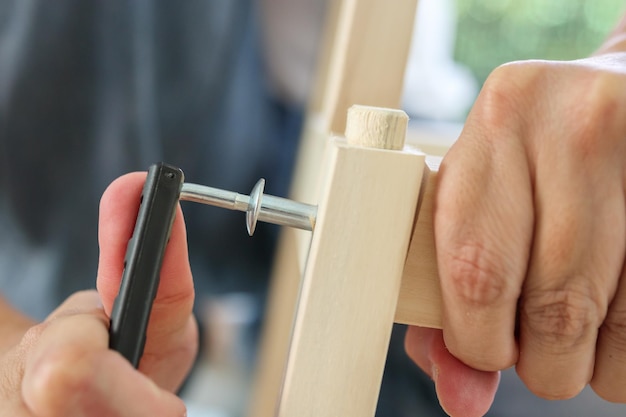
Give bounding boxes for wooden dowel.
[345,105,408,150]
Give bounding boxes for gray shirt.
[0,0,301,318]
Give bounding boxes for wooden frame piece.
[396,156,443,328]
[277,107,424,417]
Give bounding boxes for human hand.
[405,51,626,416]
[0,172,197,416]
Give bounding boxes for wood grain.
[321,0,419,135]
[277,108,424,416]
[396,156,443,328]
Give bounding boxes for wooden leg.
[277,107,424,417]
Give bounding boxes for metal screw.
[180,179,317,236]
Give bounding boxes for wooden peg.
[345,105,409,150]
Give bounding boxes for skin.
[0,173,197,416]
[405,14,626,417]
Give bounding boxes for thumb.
[405,326,500,416]
[22,291,186,417]
[96,172,198,391]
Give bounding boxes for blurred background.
[403,0,626,125]
[456,0,626,85]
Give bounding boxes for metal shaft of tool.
[180,180,317,235]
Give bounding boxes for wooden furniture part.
[251,105,443,417]
[276,106,434,417]
[248,0,447,416]
[396,154,442,329]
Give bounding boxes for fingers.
[435,110,534,371]
[435,61,626,402]
[405,326,500,417]
[96,172,198,391]
[591,264,626,402]
[514,82,626,398]
[46,290,104,321]
[21,291,186,417]
[517,162,625,398]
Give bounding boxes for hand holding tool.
[108,162,315,367]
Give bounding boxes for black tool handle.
[108,162,184,367]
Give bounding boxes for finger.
[46,290,104,321]
[592,263,626,403]
[435,98,534,371]
[517,158,624,399]
[96,172,194,312]
[96,172,198,390]
[22,291,186,417]
[405,326,500,417]
[10,291,105,363]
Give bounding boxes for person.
[1,2,626,416]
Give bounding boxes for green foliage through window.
[454,0,626,85]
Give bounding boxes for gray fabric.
[0,0,298,318]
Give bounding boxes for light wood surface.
[321,0,418,135]
[276,109,424,417]
[396,156,443,328]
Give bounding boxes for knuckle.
[444,242,515,307]
[31,350,83,390]
[25,347,99,413]
[7,325,48,382]
[586,71,626,120]
[18,323,48,353]
[566,71,626,157]
[521,285,601,350]
[477,61,544,124]
[487,60,544,93]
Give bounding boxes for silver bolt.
[180,179,317,236]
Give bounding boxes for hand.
[0,172,197,416]
[406,52,626,416]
